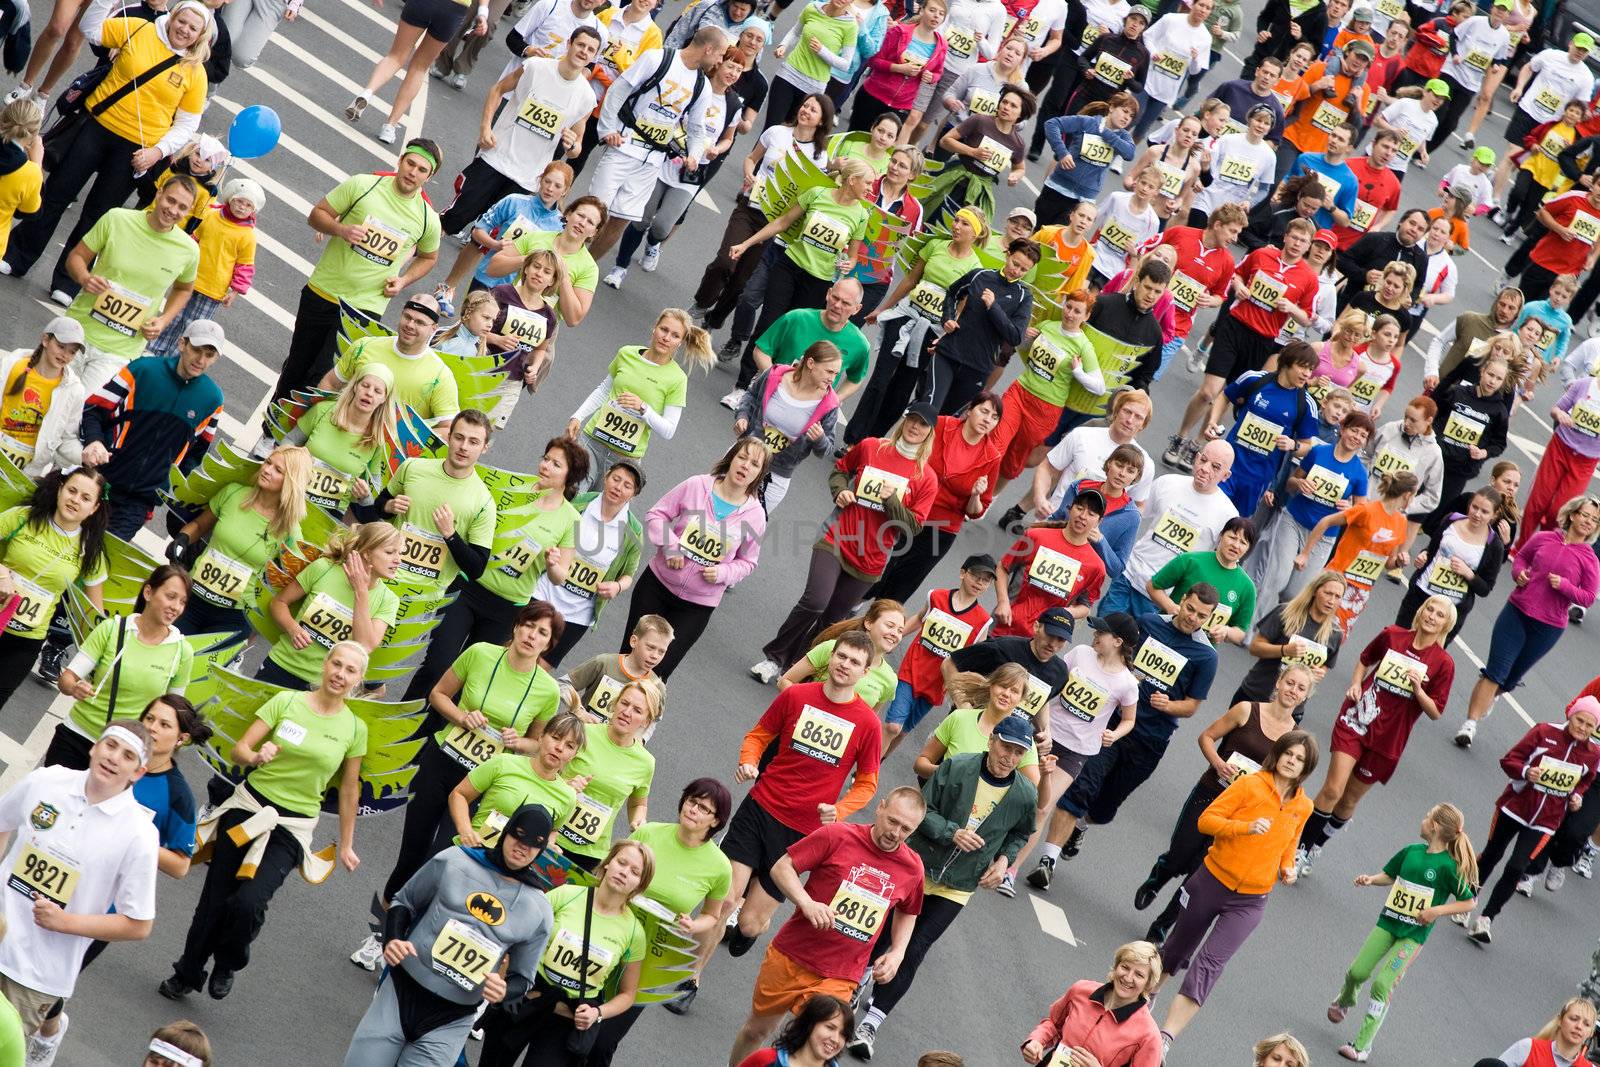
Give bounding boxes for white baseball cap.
[183,319,226,352]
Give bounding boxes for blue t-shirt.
[1129,613,1218,742]
[1289,153,1358,230]
[471,193,564,287]
[710,493,738,521]
[1286,441,1370,534]
[1222,372,1322,478]
[134,767,198,856]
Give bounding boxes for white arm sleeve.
[154,108,203,157]
[641,404,684,438]
[570,375,614,424]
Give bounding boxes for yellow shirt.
[0,157,41,259]
[191,204,256,301]
[0,363,60,449]
[86,19,208,147]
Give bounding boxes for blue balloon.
[228,105,282,160]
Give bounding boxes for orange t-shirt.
[1031,225,1095,294]
[1426,207,1471,251]
[1327,499,1408,587]
[1284,63,1372,154]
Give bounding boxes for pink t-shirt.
[1050,643,1141,755]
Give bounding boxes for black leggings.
[42,723,94,769]
[763,76,809,133]
[762,547,877,670]
[620,566,717,681]
[477,976,595,1067]
[0,630,44,719]
[271,286,345,408]
[1527,795,1600,875]
[440,157,529,236]
[737,254,833,388]
[1478,812,1550,921]
[924,352,989,417]
[866,524,959,607]
[693,200,768,330]
[546,619,590,668]
[845,318,932,448]
[401,578,522,732]
[6,118,141,291]
[1144,778,1225,938]
[381,740,468,902]
[865,895,964,1015]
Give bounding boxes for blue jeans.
[1100,573,1156,618]
[885,680,935,730]
[1482,602,1566,691]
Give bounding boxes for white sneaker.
[1449,910,1469,926]
[4,84,33,105]
[640,243,662,272]
[1467,915,1492,943]
[0,260,11,276]
[1577,845,1597,879]
[350,932,384,971]
[25,1014,65,1066]
[344,95,368,122]
[377,123,399,145]
[49,289,71,307]
[1515,874,1535,897]
[719,388,747,411]
[447,72,468,90]
[1546,866,1567,892]
[1572,604,1587,625]
[1183,343,1205,374]
[749,659,780,684]
[1295,844,1322,878]
[1454,719,1477,748]
[603,265,627,290]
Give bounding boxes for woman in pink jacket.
[621,437,771,680]
[850,0,950,134]
[1021,941,1164,1067]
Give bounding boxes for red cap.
[1313,228,1338,246]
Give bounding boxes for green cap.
[1424,77,1451,97]
[1491,0,1513,9]
[1474,146,1497,165]
[1575,31,1596,50]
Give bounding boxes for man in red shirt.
[725,630,883,955]
[995,489,1108,638]
[1332,130,1403,248]
[1169,219,1318,469]
[1511,185,1600,301]
[1156,205,1246,345]
[727,787,927,1067]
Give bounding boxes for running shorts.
[587,149,661,222]
[1329,721,1402,785]
[401,0,469,42]
[750,944,858,1018]
[722,797,807,900]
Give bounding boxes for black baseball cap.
[904,401,939,425]
[1088,612,1140,647]
[1070,488,1108,516]
[961,553,998,578]
[1039,606,1075,637]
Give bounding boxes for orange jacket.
[1198,769,1313,894]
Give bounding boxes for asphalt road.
[0,0,1596,1063]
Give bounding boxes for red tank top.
[897,587,992,704]
[1522,1038,1593,1067]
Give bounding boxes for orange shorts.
[995,383,1064,481]
[749,944,858,1018]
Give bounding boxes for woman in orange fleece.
[1153,730,1318,1056]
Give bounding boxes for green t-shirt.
[0,994,22,1066]
[68,207,200,359]
[266,556,401,683]
[247,690,368,817]
[539,882,646,999]
[831,138,890,176]
[630,820,733,916]
[307,174,441,314]
[68,615,193,739]
[933,707,1039,767]
[386,458,498,589]
[464,752,578,842]
[559,723,655,859]
[431,642,561,760]
[510,227,598,295]
[1017,321,1098,410]
[1377,842,1473,943]
[787,5,859,87]
[477,491,580,603]
[1149,551,1257,636]
[333,336,459,423]
[754,308,870,388]
[805,639,897,711]
[785,185,869,281]
[582,347,688,461]
[192,482,299,611]
[0,507,107,640]
[296,400,388,511]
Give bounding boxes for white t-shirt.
[503,0,608,78]
[661,88,728,188]
[1441,16,1512,92]
[941,0,1008,74]
[601,50,713,162]
[1012,0,1068,74]
[752,125,829,190]
[1193,133,1275,214]
[1378,98,1438,173]
[0,767,158,998]
[1124,474,1239,588]
[1520,48,1597,123]
[1440,162,1493,213]
[482,58,599,184]
[534,499,630,625]
[1078,0,1131,52]
[1044,427,1155,511]
[1141,13,1213,104]
[1415,247,1457,314]
[592,10,661,97]
[1091,190,1160,281]
[1050,643,1141,754]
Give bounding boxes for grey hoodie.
[1367,419,1445,516]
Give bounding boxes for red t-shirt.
[998,527,1106,638]
[1335,625,1455,761]
[924,414,1004,532]
[898,586,993,704]
[825,439,937,576]
[750,683,883,833]
[1334,158,1402,249]
[770,822,926,980]
[1228,248,1319,339]
[1531,191,1600,275]
[1158,226,1236,339]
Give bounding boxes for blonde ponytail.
[1428,803,1480,891]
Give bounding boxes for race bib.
[1093,51,1133,86]
[1248,271,1286,309]
[1424,557,1470,600]
[585,674,625,721]
[1283,638,1328,669]
[1570,212,1600,245]
[1345,549,1388,584]
[1310,99,1348,133]
[354,215,409,267]
[1132,635,1187,689]
[829,877,889,941]
[1219,118,1247,138]
[1024,334,1068,382]
[918,608,973,656]
[561,555,603,599]
[1375,648,1425,695]
[1080,134,1115,165]
[1019,673,1052,718]
[431,918,502,990]
[1235,411,1284,455]
[496,535,541,580]
[592,401,648,456]
[1463,49,1493,72]
[946,25,977,57]
[801,212,851,254]
[761,425,792,454]
[1156,161,1187,199]
[1372,448,1414,477]
[855,466,910,512]
[1080,23,1103,48]
[1532,86,1564,116]
[678,515,727,567]
[0,436,32,470]
[1168,270,1206,313]
[541,926,614,993]
[630,118,675,149]
[1226,750,1263,776]
[1151,51,1187,80]
[1540,130,1570,159]
[306,461,351,511]
[1098,218,1135,253]
[558,792,614,848]
[8,841,79,908]
[515,94,563,139]
[301,591,355,649]
[1205,603,1233,632]
[1441,409,1486,447]
[441,724,504,770]
[1571,399,1600,436]
[1350,199,1378,231]
[4,575,49,635]
[792,704,855,765]
[1535,758,1584,796]
[501,305,548,348]
[976,136,1013,176]
[1376,0,1404,17]
[1350,374,1385,407]
[1218,156,1257,186]
[275,719,308,746]
[908,280,948,322]
[400,521,448,581]
[1027,545,1083,598]
[1381,876,1433,924]
[967,86,999,115]
[1058,673,1109,722]
[192,546,254,608]
[1152,510,1200,554]
[1304,464,1349,506]
[89,281,152,337]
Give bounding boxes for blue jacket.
[1043,114,1136,199]
[81,355,223,503]
[1049,478,1141,576]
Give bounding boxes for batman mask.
[491,803,555,884]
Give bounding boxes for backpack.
[618,49,707,159]
[1231,370,1310,434]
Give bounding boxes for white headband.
[149,1039,204,1067]
[101,724,149,765]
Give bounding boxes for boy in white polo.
[0,721,159,1060]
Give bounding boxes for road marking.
[1029,895,1079,946]
[292,6,397,67]
[213,96,349,184]
[1449,636,1536,727]
[1022,175,1039,195]
[238,63,397,165]
[330,0,403,34]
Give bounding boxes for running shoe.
[0,260,10,275]
[725,928,757,957]
[1577,844,1597,879]
[1027,856,1056,891]
[1338,1044,1369,1062]
[1062,825,1086,858]
[640,243,662,272]
[1572,604,1587,625]
[720,388,747,411]
[48,290,71,307]
[1160,435,1188,469]
[603,265,627,290]
[717,337,743,364]
[25,1014,64,1066]
[447,72,468,90]
[33,643,66,687]
[1498,231,1517,246]
[208,969,235,999]
[1327,1002,1349,1024]
[350,932,384,971]
[158,976,196,1000]
[377,123,399,145]
[344,96,368,122]
[1457,133,1475,150]
[995,871,1017,897]
[1546,866,1567,892]
[1133,872,1162,910]
[3,84,33,105]
[997,504,1028,533]
[1515,874,1534,897]
[1489,207,1508,227]
[1449,910,1469,926]
[1177,441,1199,473]
[1294,844,1322,879]
[1454,719,1476,748]
[1467,915,1492,944]
[661,979,698,1015]
[1183,344,1206,374]
[749,658,780,684]
[847,1018,878,1060]
[429,65,446,79]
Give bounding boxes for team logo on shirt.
[1423,868,1437,883]
[29,803,56,830]
[467,891,507,926]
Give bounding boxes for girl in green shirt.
[779,598,907,712]
[49,562,192,769]
[0,467,109,716]
[830,116,901,177]
[567,310,714,484]
[448,710,586,849]
[173,445,311,645]
[557,680,659,872]
[913,663,1043,782]
[281,363,397,515]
